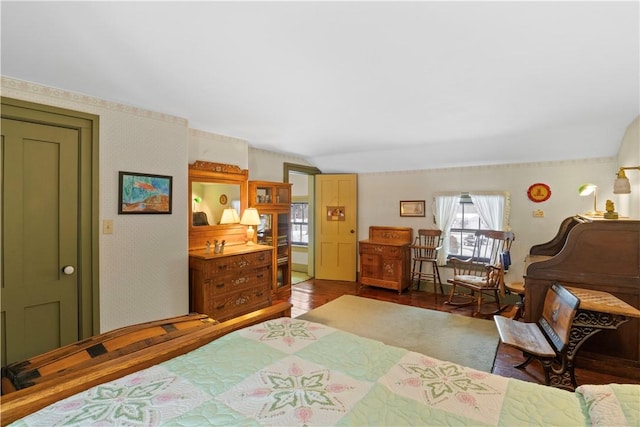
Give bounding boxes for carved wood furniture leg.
[411,258,419,290]
[436,267,444,295]
[447,285,457,304]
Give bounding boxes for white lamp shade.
[240,208,261,226]
[612,166,639,195]
[219,208,240,224]
[613,176,631,194]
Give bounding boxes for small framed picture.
[118,171,172,214]
[326,206,346,221]
[400,200,425,217]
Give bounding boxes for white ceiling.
[2,1,638,173]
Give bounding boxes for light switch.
[533,210,544,218]
[103,219,114,234]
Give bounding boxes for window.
[448,195,489,260]
[433,191,510,265]
[290,202,309,245]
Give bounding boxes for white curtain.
[433,193,460,265]
[469,191,511,231]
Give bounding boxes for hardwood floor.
[289,278,639,387]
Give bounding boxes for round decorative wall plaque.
[219,194,228,205]
[527,183,551,203]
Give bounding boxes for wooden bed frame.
[0,302,292,426]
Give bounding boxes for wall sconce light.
[219,208,240,224]
[613,166,640,194]
[578,183,603,216]
[240,208,261,245]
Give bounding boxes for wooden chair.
[494,282,580,388]
[409,229,443,294]
[192,211,209,226]
[446,230,514,315]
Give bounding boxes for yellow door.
[314,174,357,280]
[1,118,80,365]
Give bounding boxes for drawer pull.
[256,274,264,278]
[216,283,225,288]
[216,303,226,310]
[256,291,263,297]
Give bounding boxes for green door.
[1,118,80,365]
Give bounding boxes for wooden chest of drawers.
[189,245,273,322]
[359,226,413,294]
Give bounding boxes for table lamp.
[578,183,603,216]
[240,208,261,245]
[192,196,202,211]
[219,208,240,224]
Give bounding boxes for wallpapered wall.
[2,76,636,333]
[2,77,189,332]
[357,157,619,286]
[616,116,640,218]
[1,77,313,333]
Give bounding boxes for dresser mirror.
[188,161,249,249]
[191,182,241,226]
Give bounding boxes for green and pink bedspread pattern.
[11,318,639,426]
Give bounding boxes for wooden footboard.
[0,301,292,426]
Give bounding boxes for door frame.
[1,97,100,338]
[283,163,321,277]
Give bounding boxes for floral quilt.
[11,318,639,426]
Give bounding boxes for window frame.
[447,195,490,261]
[290,201,309,246]
[437,191,510,265]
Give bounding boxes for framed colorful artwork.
[118,171,173,214]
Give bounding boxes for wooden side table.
[505,281,525,320]
[359,226,413,294]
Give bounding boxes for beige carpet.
[296,295,500,372]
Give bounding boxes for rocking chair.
[446,229,515,315]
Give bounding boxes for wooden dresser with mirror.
[188,161,290,321]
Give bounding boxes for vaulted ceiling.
[2,1,638,173]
